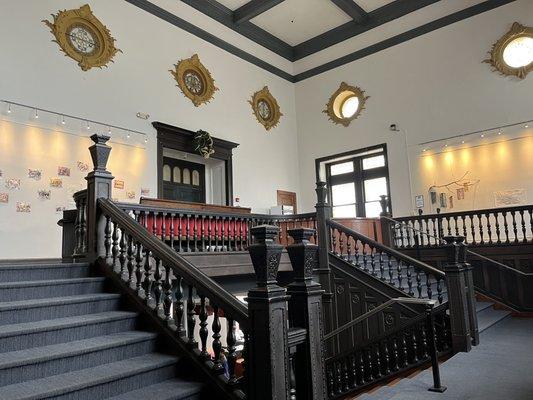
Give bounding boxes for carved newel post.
[443,235,477,352]
[286,228,327,400]
[246,225,291,400]
[379,195,393,247]
[85,134,114,259]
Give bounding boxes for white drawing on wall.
[494,189,526,207]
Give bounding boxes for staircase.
[0,259,208,400]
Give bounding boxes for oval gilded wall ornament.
[249,86,282,131]
[324,82,369,127]
[170,54,218,107]
[484,22,532,79]
[43,4,121,71]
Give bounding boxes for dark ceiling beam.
[180,0,294,60]
[234,0,285,24]
[294,0,441,60]
[330,0,368,22]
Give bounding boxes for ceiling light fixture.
[61,115,66,125]
[7,103,12,114]
[34,109,39,119]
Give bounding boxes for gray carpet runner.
[0,260,206,400]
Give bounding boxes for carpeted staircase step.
[107,377,205,400]
[0,311,138,352]
[0,331,158,387]
[0,293,122,325]
[0,277,107,301]
[0,353,180,400]
[0,262,90,282]
[476,306,511,333]
[475,301,493,313]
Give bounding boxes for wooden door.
[277,190,297,213]
[162,157,206,203]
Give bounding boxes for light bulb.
[480,133,485,138]
[422,148,427,152]
[526,124,529,128]
[497,130,502,135]
[7,103,11,114]
[86,121,90,130]
[61,115,66,125]
[461,140,465,144]
[144,137,148,143]
[107,126,111,134]
[126,132,131,139]
[34,109,39,119]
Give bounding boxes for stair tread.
[0,311,137,338]
[0,353,179,400]
[0,261,89,269]
[106,377,204,400]
[0,293,121,311]
[475,301,494,313]
[477,307,511,332]
[0,331,157,369]
[0,277,105,289]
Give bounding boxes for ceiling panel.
[216,0,250,11]
[251,0,352,46]
[355,0,395,13]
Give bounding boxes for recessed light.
[480,133,485,138]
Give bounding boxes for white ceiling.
[356,0,394,13]
[251,0,353,46]
[216,0,250,11]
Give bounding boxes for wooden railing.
[391,205,533,248]
[327,220,447,304]
[117,202,317,252]
[325,299,450,398]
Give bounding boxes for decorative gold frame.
[43,4,120,71]
[324,82,369,127]
[170,54,218,107]
[249,86,282,131]
[484,22,532,79]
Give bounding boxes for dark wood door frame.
[153,122,239,206]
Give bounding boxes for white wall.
[295,0,533,214]
[0,0,300,259]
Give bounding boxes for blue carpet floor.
[360,317,533,400]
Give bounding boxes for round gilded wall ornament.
[249,86,282,131]
[170,54,218,107]
[324,82,369,127]
[484,22,532,79]
[43,4,121,71]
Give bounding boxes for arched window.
[192,170,200,186]
[163,164,171,181]
[182,168,191,185]
[173,167,181,183]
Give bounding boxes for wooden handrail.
[394,204,533,220]
[98,198,249,327]
[327,219,445,278]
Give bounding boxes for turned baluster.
[132,210,139,225]
[415,269,422,298]
[332,228,337,255]
[379,251,385,281]
[511,211,518,243]
[163,265,173,324]
[187,285,197,348]
[143,248,152,304]
[354,240,360,267]
[104,216,112,262]
[346,234,352,263]
[221,216,227,251]
[424,219,431,245]
[432,218,438,243]
[212,304,224,372]
[503,211,510,243]
[470,215,477,244]
[111,221,120,271]
[495,212,501,243]
[140,211,147,229]
[391,337,399,371]
[426,273,433,300]
[396,260,403,291]
[151,211,157,237]
[529,210,533,243]
[177,214,183,252]
[198,294,209,359]
[420,322,429,359]
[453,216,459,236]
[174,275,185,336]
[436,277,444,304]
[214,216,220,251]
[335,361,342,394]
[327,368,335,398]
[200,216,206,251]
[401,332,408,367]
[185,215,191,252]
[233,217,238,251]
[362,244,369,272]
[79,197,87,253]
[446,217,451,236]
[349,355,357,389]
[382,340,391,375]
[119,229,127,277]
[207,216,213,251]
[169,213,175,250]
[135,242,144,296]
[461,215,467,244]
[339,231,345,259]
[411,328,419,363]
[153,258,163,312]
[160,212,166,244]
[226,318,238,385]
[126,235,135,285]
[398,226,405,248]
[342,359,349,392]
[520,210,527,242]
[370,248,376,276]
[485,213,492,244]
[193,215,199,252]
[388,255,394,285]
[406,265,414,296]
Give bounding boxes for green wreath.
[193,130,215,159]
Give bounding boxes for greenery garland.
[193,129,215,159]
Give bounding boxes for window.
[325,146,390,218]
[182,168,191,185]
[163,165,171,182]
[192,170,200,186]
[172,167,181,183]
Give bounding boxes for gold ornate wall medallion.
[43,4,120,71]
[484,22,533,79]
[170,54,218,107]
[249,86,282,131]
[324,82,369,127]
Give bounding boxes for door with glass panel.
[327,151,390,218]
[162,157,206,203]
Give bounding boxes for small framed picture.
[58,166,71,177]
[0,193,8,203]
[50,178,63,188]
[439,193,447,208]
[16,202,31,213]
[457,187,465,200]
[141,188,150,197]
[77,161,89,172]
[38,189,51,200]
[114,180,124,189]
[55,205,66,214]
[5,178,21,190]
[28,169,42,180]
[126,190,136,199]
[415,195,424,209]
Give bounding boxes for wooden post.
[286,228,327,400]
[85,134,114,260]
[314,182,335,353]
[379,195,393,247]
[443,235,473,353]
[246,225,290,400]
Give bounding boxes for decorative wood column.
[85,134,114,259]
[379,194,393,247]
[246,225,290,400]
[286,228,327,400]
[443,235,473,353]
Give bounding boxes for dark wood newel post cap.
[287,227,315,244]
[443,235,467,265]
[248,225,283,287]
[379,195,391,216]
[89,134,112,172]
[315,181,328,205]
[287,228,318,282]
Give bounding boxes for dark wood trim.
[153,122,239,206]
[330,0,368,22]
[234,0,285,24]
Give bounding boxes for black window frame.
[315,144,391,218]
